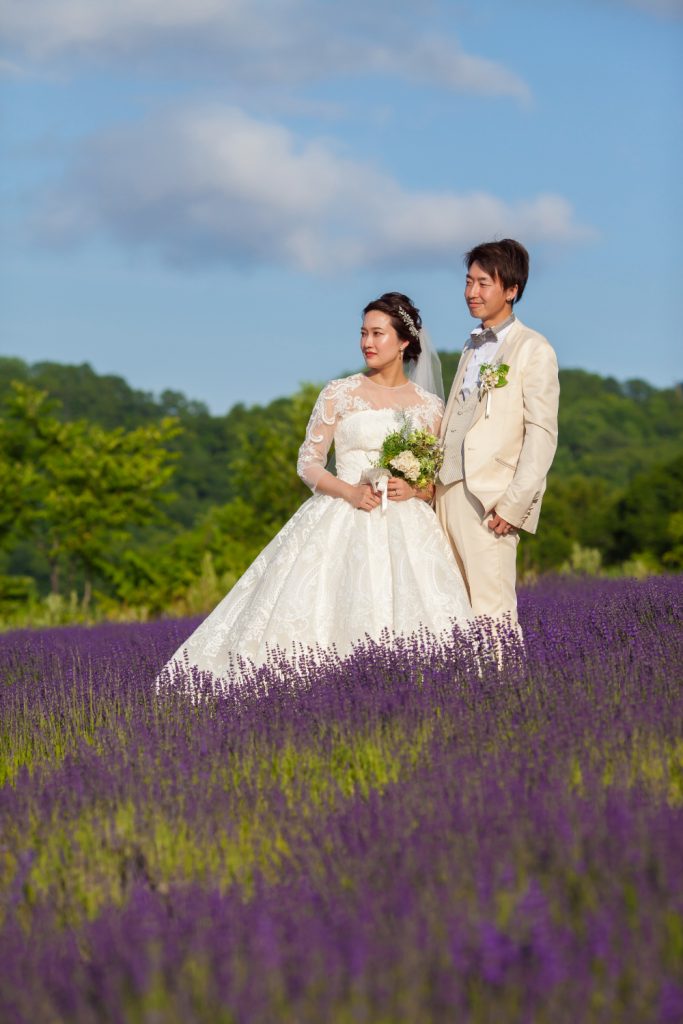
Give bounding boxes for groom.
[436,239,559,628]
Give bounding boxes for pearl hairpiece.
[397,306,420,340]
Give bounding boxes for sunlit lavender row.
[1,576,682,1022]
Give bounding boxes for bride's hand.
[387,477,434,502]
[347,482,382,512]
[387,477,417,502]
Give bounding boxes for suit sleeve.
[495,340,559,530]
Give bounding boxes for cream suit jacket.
[440,318,559,533]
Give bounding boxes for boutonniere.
[478,363,510,418]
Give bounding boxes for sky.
[1,0,682,413]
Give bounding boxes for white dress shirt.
[460,315,516,400]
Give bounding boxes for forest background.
[1,352,682,628]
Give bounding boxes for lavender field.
[1,577,682,1023]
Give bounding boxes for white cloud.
[0,0,530,100]
[34,106,593,273]
[0,56,28,77]
[0,1,257,56]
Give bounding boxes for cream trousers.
[436,479,520,626]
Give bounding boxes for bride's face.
[360,311,407,371]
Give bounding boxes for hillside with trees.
[1,355,681,624]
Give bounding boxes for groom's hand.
[487,511,517,536]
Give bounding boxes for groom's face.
[465,262,517,327]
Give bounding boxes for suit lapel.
[453,345,474,397]
[441,346,474,437]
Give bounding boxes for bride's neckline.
[362,373,412,391]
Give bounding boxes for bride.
[159,292,471,686]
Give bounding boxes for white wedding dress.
[160,374,471,685]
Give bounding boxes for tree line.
[0,355,681,625]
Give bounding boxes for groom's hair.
[464,239,529,304]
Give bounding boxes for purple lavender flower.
[0,576,681,1021]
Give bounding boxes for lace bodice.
[297,374,444,491]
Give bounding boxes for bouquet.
[375,413,443,491]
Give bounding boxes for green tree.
[605,453,683,565]
[662,512,683,570]
[0,382,180,604]
[228,383,321,527]
[519,475,615,575]
[2,354,682,618]
[0,357,235,530]
[96,497,269,615]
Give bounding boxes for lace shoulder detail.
[407,382,444,431]
[323,374,373,419]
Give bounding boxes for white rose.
[389,450,421,482]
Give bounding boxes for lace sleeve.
[297,382,338,492]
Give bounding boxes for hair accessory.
[397,306,420,340]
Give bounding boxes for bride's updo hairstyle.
[363,292,422,364]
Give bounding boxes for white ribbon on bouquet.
[361,467,391,512]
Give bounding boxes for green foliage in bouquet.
[376,413,443,491]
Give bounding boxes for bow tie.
[470,328,497,347]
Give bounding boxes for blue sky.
[1,0,681,412]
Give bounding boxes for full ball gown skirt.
[160,377,472,685]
